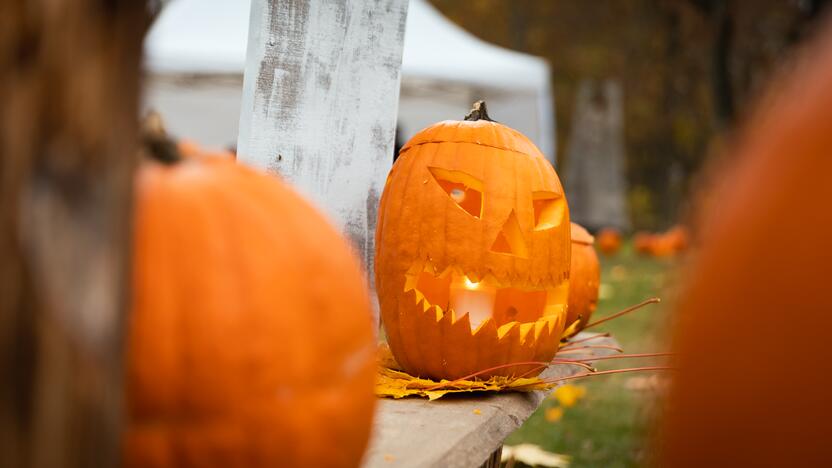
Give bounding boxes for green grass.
[505,242,677,468]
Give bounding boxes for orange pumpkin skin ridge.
[127,157,376,468]
[566,223,600,334]
[375,119,571,380]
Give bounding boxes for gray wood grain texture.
[237,1,409,302]
[363,332,618,468]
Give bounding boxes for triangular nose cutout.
[490,210,529,258]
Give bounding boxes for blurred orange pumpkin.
[595,227,622,255]
[659,27,832,467]
[632,226,689,258]
[646,234,676,258]
[127,156,376,467]
[375,102,570,380]
[663,225,689,253]
[566,223,601,335]
[633,231,655,255]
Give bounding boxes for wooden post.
[237,0,409,313]
[0,1,148,466]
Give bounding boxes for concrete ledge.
[363,332,618,467]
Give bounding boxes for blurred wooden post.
[0,1,148,466]
[237,0,409,322]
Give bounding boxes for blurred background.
[141,2,831,466]
[144,0,830,233]
[429,0,829,231]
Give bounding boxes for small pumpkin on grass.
[633,231,655,255]
[595,227,622,255]
[375,101,570,381]
[662,224,689,253]
[565,223,601,335]
[633,225,690,258]
[127,141,376,467]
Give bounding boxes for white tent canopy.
[144,0,556,161]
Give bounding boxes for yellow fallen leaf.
[544,406,564,422]
[551,384,586,408]
[502,443,570,467]
[473,409,482,415]
[375,365,556,399]
[375,342,576,400]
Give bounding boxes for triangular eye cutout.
[428,167,483,218]
[532,191,566,231]
[490,210,529,258]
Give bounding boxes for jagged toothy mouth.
[403,260,568,332]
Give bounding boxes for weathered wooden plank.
[0,1,149,466]
[362,333,619,468]
[237,0,409,296]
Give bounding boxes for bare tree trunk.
[711,0,735,128]
[0,1,148,466]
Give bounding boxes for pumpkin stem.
[141,110,181,164]
[464,100,495,122]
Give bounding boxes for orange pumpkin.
[375,102,570,380]
[595,227,622,255]
[659,28,832,466]
[647,234,676,258]
[663,224,689,253]
[127,156,376,467]
[566,223,601,334]
[633,231,655,255]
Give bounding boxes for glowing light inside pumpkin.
[449,275,496,330]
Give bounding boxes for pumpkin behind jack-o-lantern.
[375,102,570,380]
[566,223,601,335]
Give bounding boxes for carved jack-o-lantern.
[375,102,570,380]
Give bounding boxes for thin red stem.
[556,344,623,355]
[513,366,674,389]
[424,361,552,391]
[550,359,596,371]
[583,297,661,330]
[555,352,673,363]
[505,364,552,385]
[560,332,611,349]
[505,358,599,387]
[424,356,606,391]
